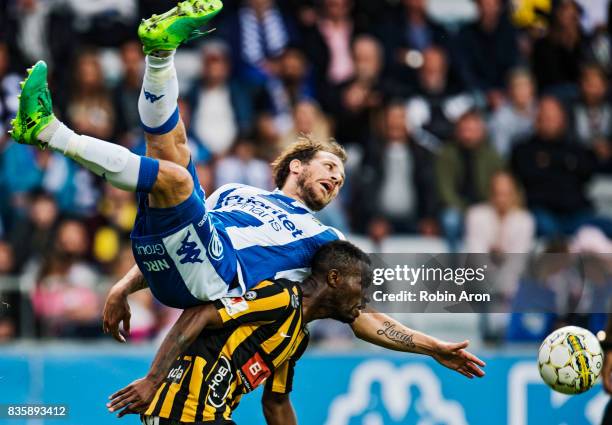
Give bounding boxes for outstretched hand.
[107,377,158,418]
[432,340,486,379]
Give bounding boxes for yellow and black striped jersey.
[145,279,309,424]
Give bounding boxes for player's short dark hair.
[271,135,347,189]
[311,240,372,287]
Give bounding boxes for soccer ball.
[538,326,603,394]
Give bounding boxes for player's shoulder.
[216,278,301,323]
[207,183,272,209]
[213,183,272,199]
[245,278,301,308]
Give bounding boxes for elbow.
[262,392,288,418]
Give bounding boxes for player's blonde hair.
[271,135,347,189]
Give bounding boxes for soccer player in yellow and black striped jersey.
[146,278,309,424]
[108,241,486,425]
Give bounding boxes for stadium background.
[1,0,612,423]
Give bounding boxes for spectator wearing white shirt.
[215,139,273,190]
[188,42,254,156]
[465,171,535,298]
[488,68,536,158]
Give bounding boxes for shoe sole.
[138,0,223,54]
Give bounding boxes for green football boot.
[8,60,55,149]
[138,0,223,55]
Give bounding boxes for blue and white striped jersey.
[206,183,344,290]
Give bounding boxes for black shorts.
[141,415,236,425]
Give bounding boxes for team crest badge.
[244,291,257,301]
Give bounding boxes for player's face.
[332,274,365,323]
[296,151,345,211]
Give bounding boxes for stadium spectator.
[378,0,450,89]
[575,0,608,34]
[6,0,54,67]
[0,241,18,342]
[583,2,612,74]
[1,144,98,216]
[113,40,144,146]
[466,171,535,254]
[31,219,102,338]
[354,102,438,237]
[302,0,359,89]
[63,0,137,47]
[281,99,332,149]
[436,109,504,251]
[0,42,20,151]
[263,46,314,134]
[331,35,386,150]
[253,111,283,160]
[465,171,534,298]
[511,96,612,237]
[488,68,537,158]
[456,0,521,109]
[9,191,59,273]
[214,139,273,189]
[219,0,298,84]
[571,63,612,170]
[91,183,137,266]
[406,46,474,151]
[187,41,253,156]
[532,0,586,96]
[66,50,116,142]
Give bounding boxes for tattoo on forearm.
[376,321,416,348]
[149,330,189,382]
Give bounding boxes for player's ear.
[289,159,302,175]
[327,269,340,288]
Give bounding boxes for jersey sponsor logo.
[220,195,304,238]
[239,352,271,391]
[135,243,166,256]
[207,356,233,408]
[244,291,257,301]
[143,259,171,272]
[176,231,204,264]
[208,221,224,261]
[221,297,249,316]
[143,90,165,103]
[167,359,189,384]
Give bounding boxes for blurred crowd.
[1,0,612,343]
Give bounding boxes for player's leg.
[9,61,192,209]
[136,0,223,166]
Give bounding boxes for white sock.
[41,121,146,192]
[138,51,179,132]
[37,117,64,148]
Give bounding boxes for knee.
[156,161,194,196]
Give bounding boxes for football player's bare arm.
[262,391,297,425]
[107,304,222,416]
[103,264,148,342]
[146,304,222,385]
[351,307,485,379]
